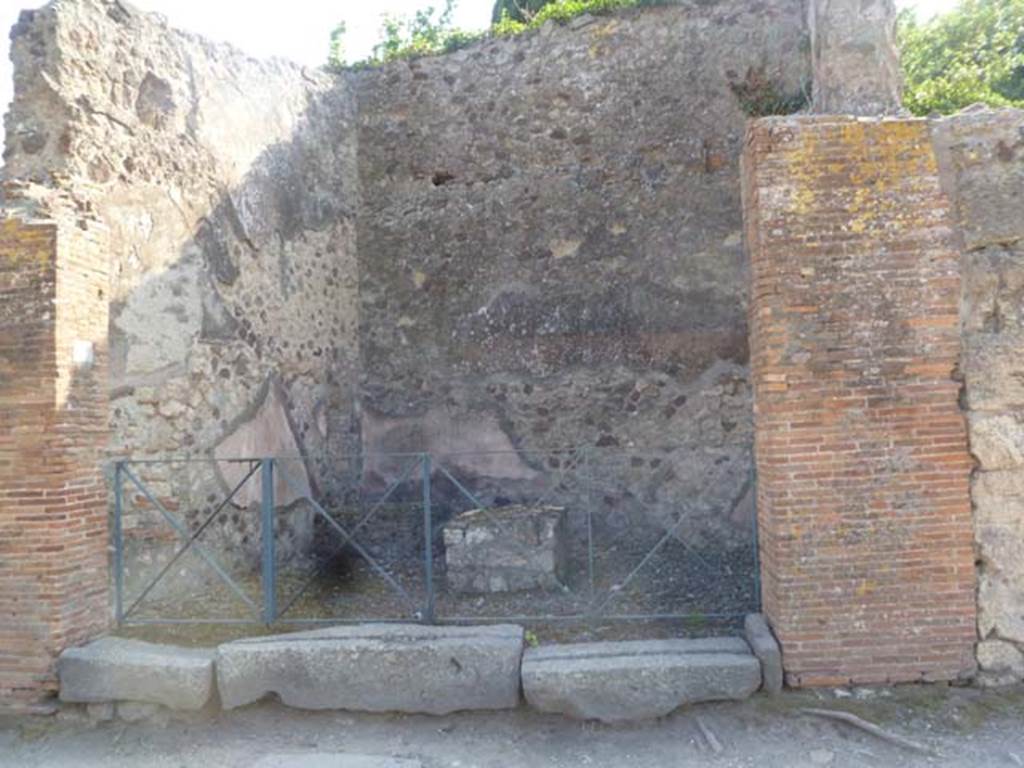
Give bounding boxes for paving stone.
[522,637,761,723]
[744,613,783,694]
[216,623,524,713]
[58,637,214,710]
[253,755,421,768]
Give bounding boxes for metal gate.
[112,444,759,640]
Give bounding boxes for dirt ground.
[2,685,1024,768]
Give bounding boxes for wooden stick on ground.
[799,708,940,757]
[695,715,724,755]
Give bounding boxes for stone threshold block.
[744,613,783,695]
[442,505,568,593]
[522,637,761,723]
[216,623,524,713]
[58,637,215,711]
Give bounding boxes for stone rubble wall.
[354,0,809,544]
[3,0,361,577]
[931,107,1024,686]
[1,0,821,566]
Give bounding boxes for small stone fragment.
[744,613,783,695]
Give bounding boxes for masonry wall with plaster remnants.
[1,0,1022,710]
[3,0,817,582]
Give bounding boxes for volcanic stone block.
[521,637,761,722]
[216,623,524,713]
[976,639,1024,687]
[442,505,568,593]
[58,637,215,710]
[744,613,783,695]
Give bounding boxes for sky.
[0,0,960,141]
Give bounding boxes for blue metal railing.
[111,445,760,630]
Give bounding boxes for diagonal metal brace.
[275,462,419,613]
[122,460,263,620]
[122,465,260,617]
[585,453,754,618]
[274,456,422,619]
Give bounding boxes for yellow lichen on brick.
[0,218,57,269]
[781,119,941,237]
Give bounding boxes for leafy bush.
[368,0,485,64]
[898,0,1024,115]
[491,0,555,24]
[332,0,674,68]
[327,22,347,72]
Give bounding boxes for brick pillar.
[743,116,977,686]
[0,215,110,712]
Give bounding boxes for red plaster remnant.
[743,116,977,687]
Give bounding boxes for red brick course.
[742,116,977,686]
[0,216,110,712]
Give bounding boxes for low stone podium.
[442,505,568,593]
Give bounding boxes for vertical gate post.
[260,458,276,624]
[422,453,435,623]
[113,461,124,625]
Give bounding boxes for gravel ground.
[3,685,1024,767]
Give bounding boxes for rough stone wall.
[744,116,977,686]
[0,213,110,712]
[354,0,809,539]
[931,107,1024,686]
[4,0,361,575]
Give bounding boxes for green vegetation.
[329,0,674,69]
[327,21,347,72]
[491,0,554,24]
[728,66,811,117]
[898,0,1024,115]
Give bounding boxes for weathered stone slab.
[58,637,214,710]
[969,413,1024,470]
[254,755,421,768]
[973,469,1024,645]
[964,332,1024,412]
[443,505,568,593]
[521,637,760,723]
[976,639,1024,687]
[931,110,1024,252]
[744,613,783,695]
[216,624,524,713]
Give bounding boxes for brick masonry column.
[0,214,110,712]
[742,116,977,686]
